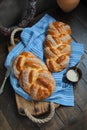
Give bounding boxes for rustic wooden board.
[15,93,59,116]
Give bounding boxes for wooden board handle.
[24,102,55,124]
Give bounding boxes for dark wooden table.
[0,2,87,130]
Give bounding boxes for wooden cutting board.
[15,93,60,116]
[8,44,60,117]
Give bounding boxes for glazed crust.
[19,68,55,100]
[13,51,35,78]
[44,21,72,72]
[13,51,55,101]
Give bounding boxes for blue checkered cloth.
[5,14,84,106]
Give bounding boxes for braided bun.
[13,52,55,101]
[44,21,72,72]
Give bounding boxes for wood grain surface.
[15,93,59,116]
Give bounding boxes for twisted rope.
[10,27,23,46]
[25,102,55,124]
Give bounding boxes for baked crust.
[13,52,35,78]
[44,21,72,72]
[13,51,55,101]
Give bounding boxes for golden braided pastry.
[13,52,35,79]
[47,21,72,35]
[13,52,55,101]
[44,21,72,72]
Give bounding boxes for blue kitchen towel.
[5,14,84,106]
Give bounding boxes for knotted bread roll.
[13,52,55,101]
[44,21,72,72]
